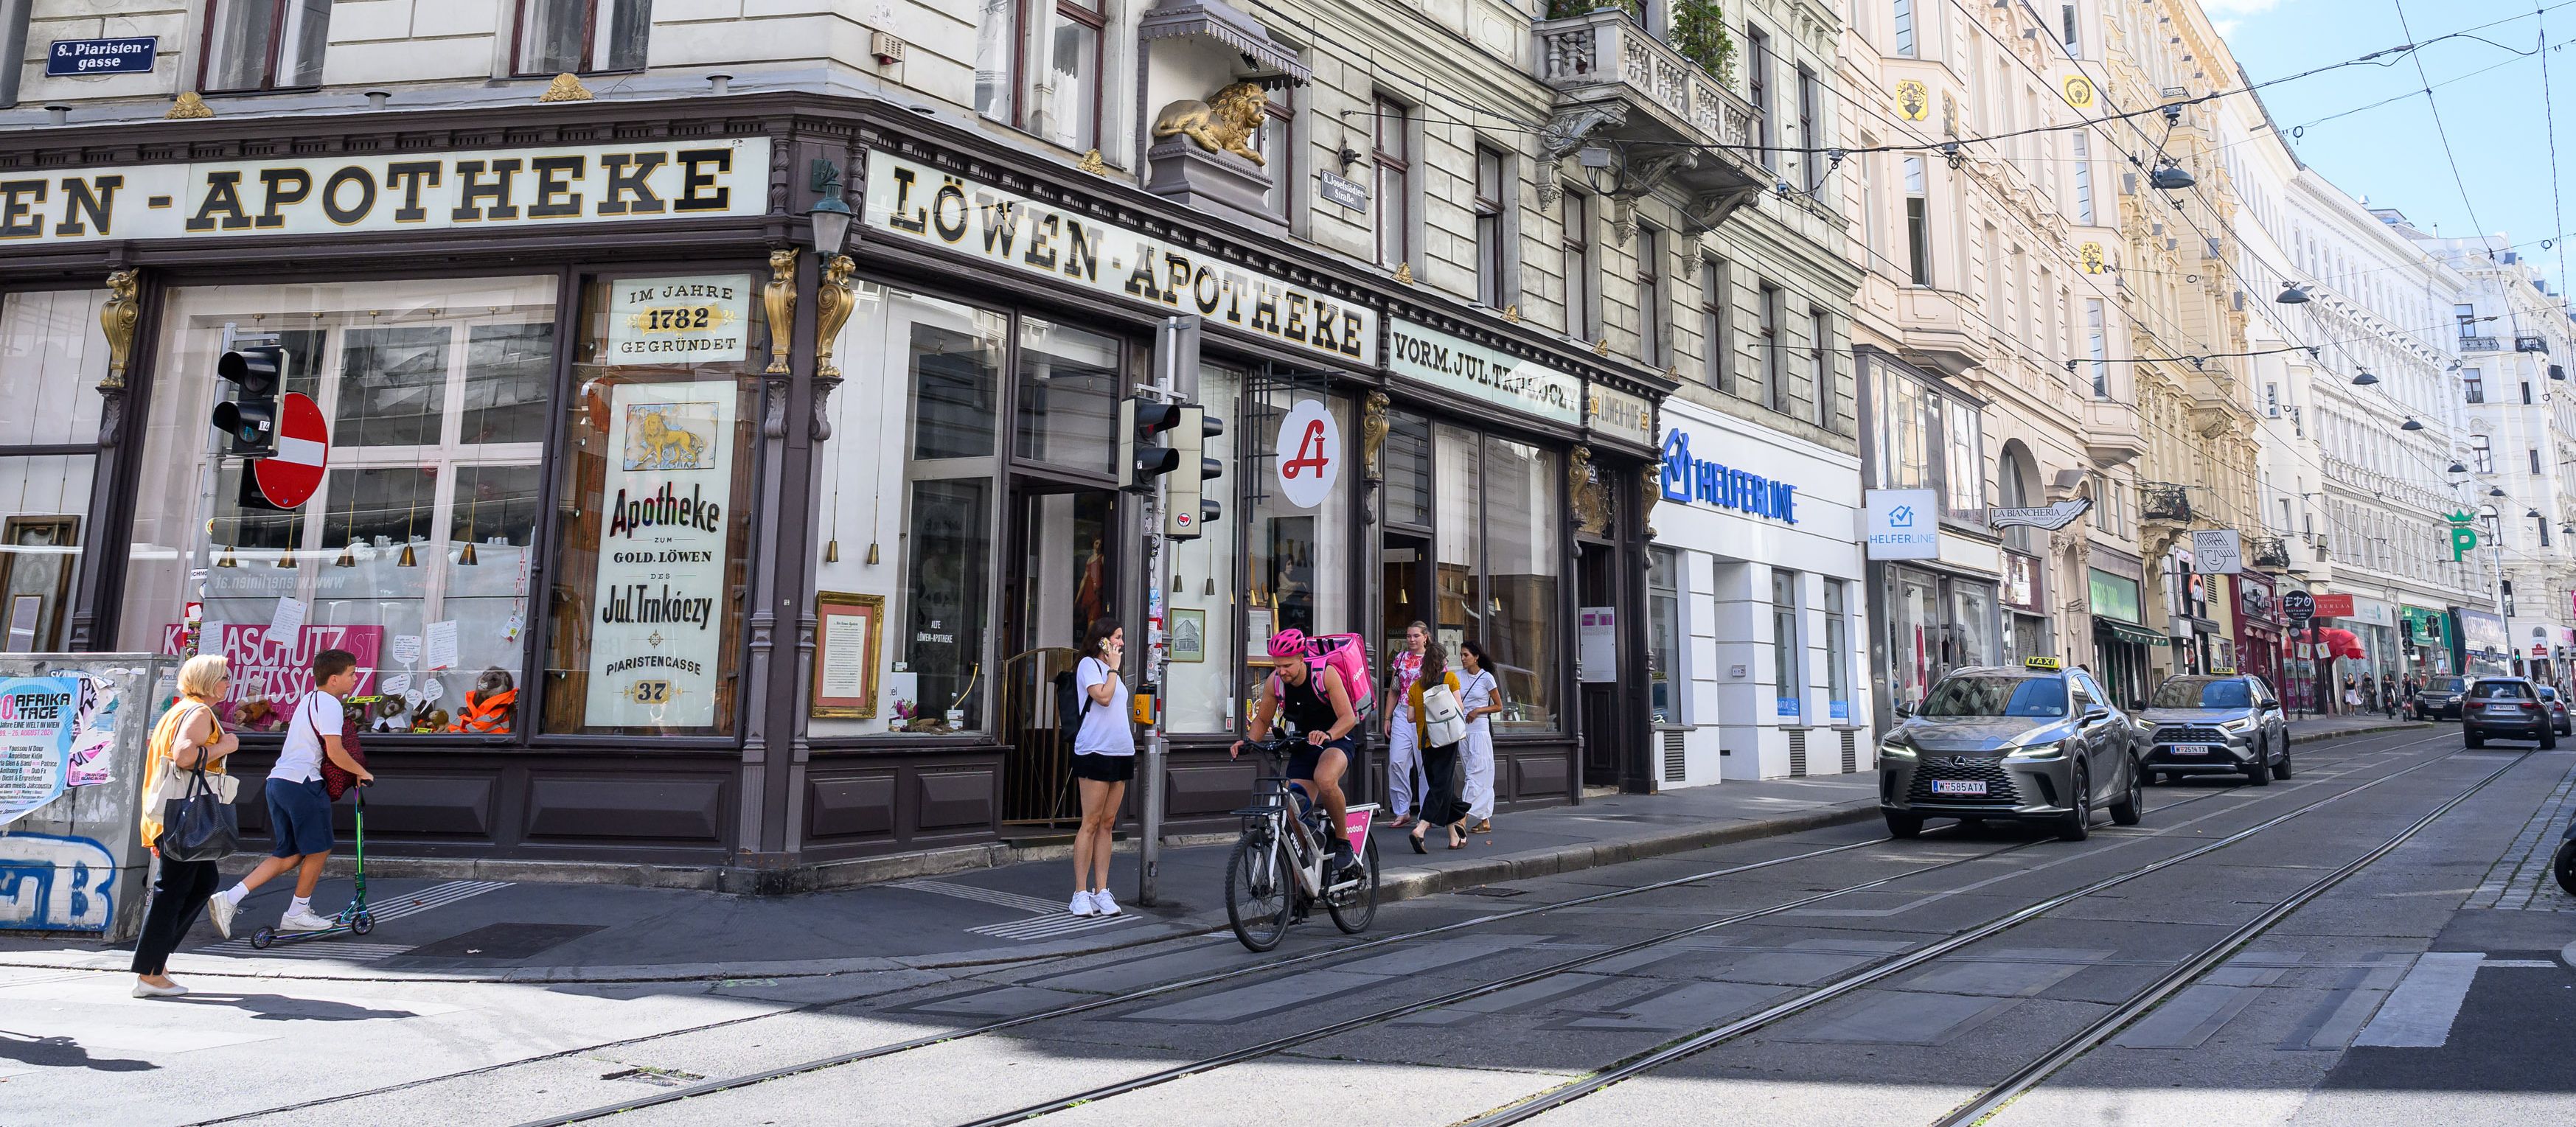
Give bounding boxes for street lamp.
[807,158,855,255]
[2401,418,2426,430]
[2277,284,2312,304]
[2351,369,2379,385]
[2491,486,2510,498]
[2448,462,2470,474]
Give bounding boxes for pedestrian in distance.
[1067,618,1133,918]
[1382,621,1428,829]
[1406,643,1472,852]
[130,655,238,998]
[1457,640,1503,833]
[205,648,372,940]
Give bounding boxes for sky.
[2212,0,2576,287]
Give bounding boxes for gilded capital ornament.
[1570,445,1611,536]
[98,269,141,393]
[1360,390,1391,481]
[538,73,594,102]
[164,92,213,119]
[1640,472,1660,539]
[814,254,857,380]
[762,248,798,376]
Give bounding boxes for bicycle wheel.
[1225,832,1293,952]
[1326,832,1381,934]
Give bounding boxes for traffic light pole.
[1139,316,1197,907]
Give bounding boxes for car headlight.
[2004,737,2067,759]
[2219,716,2256,732]
[1877,741,1917,758]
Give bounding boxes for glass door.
[997,483,1118,828]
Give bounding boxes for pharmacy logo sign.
[2448,511,2480,561]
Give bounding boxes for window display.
[120,277,557,733]
[1164,366,1241,733]
[546,273,761,736]
[1431,425,1561,731]
[0,290,109,654]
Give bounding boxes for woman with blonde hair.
[130,655,240,998]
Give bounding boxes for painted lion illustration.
[630,407,707,469]
[1151,81,1270,166]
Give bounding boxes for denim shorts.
[265,777,335,858]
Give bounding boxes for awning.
[1140,0,1312,86]
[2098,620,2168,647]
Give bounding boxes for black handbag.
[155,761,240,863]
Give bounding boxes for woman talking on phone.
[1068,618,1132,918]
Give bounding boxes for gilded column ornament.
[812,254,858,441]
[164,92,213,119]
[1392,262,1415,285]
[762,249,798,376]
[538,73,594,102]
[1640,472,1659,540]
[98,270,140,393]
[1570,445,1610,536]
[1360,391,1390,481]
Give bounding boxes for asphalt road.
[7,725,2570,1127]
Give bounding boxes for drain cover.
[403,923,605,960]
[1456,886,1528,899]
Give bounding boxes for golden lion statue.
[1152,81,1270,166]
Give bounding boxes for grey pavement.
[0,761,1896,983]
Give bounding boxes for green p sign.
[2448,511,2479,561]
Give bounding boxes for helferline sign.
[865,156,1376,366]
[0,138,768,245]
[585,383,737,728]
[1864,489,1941,560]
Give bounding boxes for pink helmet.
[1266,629,1309,661]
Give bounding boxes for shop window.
[817,285,1007,736]
[0,290,108,653]
[1888,570,1940,711]
[515,0,650,76]
[1246,387,1356,705]
[120,277,557,736]
[1953,584,1997,667]
[546,272,763,736]
[1374,96,1413,271]
[1434,423,1482,659]
[1772,570,1800,720]
[1823,579,1851,722]
[1475,434,1562,731]
[1383,409,1432,529]
[1648,548,1682,726]
[203,0,332,91]
[1013,318,1121,478]
[1164,366,1243,733]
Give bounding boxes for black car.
[2410,676,2470,720]
[2462,677,2558,748]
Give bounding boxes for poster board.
[811,592,884,719]
[583,381,737,728]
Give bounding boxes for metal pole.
[1138,315,1200,907]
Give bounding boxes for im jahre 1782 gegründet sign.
[0,138,770,245]
[863,155,1376,366]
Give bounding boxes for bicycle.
[1225,738,1381,952]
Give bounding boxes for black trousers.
[130,856,219,975]
[1416,742,1471,829]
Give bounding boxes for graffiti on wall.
[0,831,116,932]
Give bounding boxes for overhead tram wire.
[2540,4,2575,315]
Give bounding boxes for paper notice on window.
[391,634,422,666]
[820,613,871,700]
[424,620,459,671]
[377,672,414,699]
[265,597,307,646]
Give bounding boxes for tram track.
[503,729,2449,1127]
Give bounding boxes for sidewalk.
[0,770,1882,984]
[2285,713,2429,743]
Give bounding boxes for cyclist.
[1232,629,1365,878]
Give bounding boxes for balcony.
[2462,335,2502,352]
[1531,10,1770,225]
[2518,335,2551,354]
[2081,398,2145,467]
[2142,481,2193,523]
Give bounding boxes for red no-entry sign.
[253,391,327,509]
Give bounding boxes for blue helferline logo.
[1663,430,1797,524]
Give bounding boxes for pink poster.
[160,622,383,732]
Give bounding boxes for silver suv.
[1878,662,2145,842]
[2136,674,2293,786]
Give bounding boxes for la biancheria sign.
[865,156,1375,366]
[1,139,768,244]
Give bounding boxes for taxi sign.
[2022,655,2062,671]
[2211,666,2237,674]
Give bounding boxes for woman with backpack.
[1458,641,1503,833]
[1406,643,1472,852]
[1067,618,1131,918]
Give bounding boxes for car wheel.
[2466,727,2486,749]
[2109,757,2144,826]
[2244,744,2272,786]
[2544,728,2560,750]
[2056,764,2092,842]
[2272,742,2294,780]
[1884,811,1924,839]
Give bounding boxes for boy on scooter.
[206,649,373,938]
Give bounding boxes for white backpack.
[1420,681,1469,746]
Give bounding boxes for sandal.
[1388,815,1414,829]
[1469,820,1492,834]
[1447,831,1466,850]
[1408,831,1428,854]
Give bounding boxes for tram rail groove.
[1452,739,2508,1127]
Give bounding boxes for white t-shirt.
[271,690,345,784]
[1460,669,1498,732]
[1073,657,1134,756]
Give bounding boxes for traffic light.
[1165,405,1224,539]
[212,345,284,456]
[1118,396,1183,491]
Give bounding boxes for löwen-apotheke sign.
[2,139,768,245]
[864,156,1376,366]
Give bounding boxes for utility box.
[0,655,174,944]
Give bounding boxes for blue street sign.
[47,37,157,77]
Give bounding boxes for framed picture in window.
[0,516,78,654]
[1169,609,1206,664]
[812,592,885,718]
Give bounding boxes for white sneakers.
[131,980,189,999]
[1067,890,1124,918]
[205,893,237,939]
[277,909,337,932]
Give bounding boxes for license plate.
[1929,780,1988,795]
[2165,744,2213,756]
[2485,705,2522,716]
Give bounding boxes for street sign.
[1318,171,1369,212]
[2281,590,2316,621]
[46,37,156,77]
[251,392,327,509]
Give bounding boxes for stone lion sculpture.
[1152,81,1270,166]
